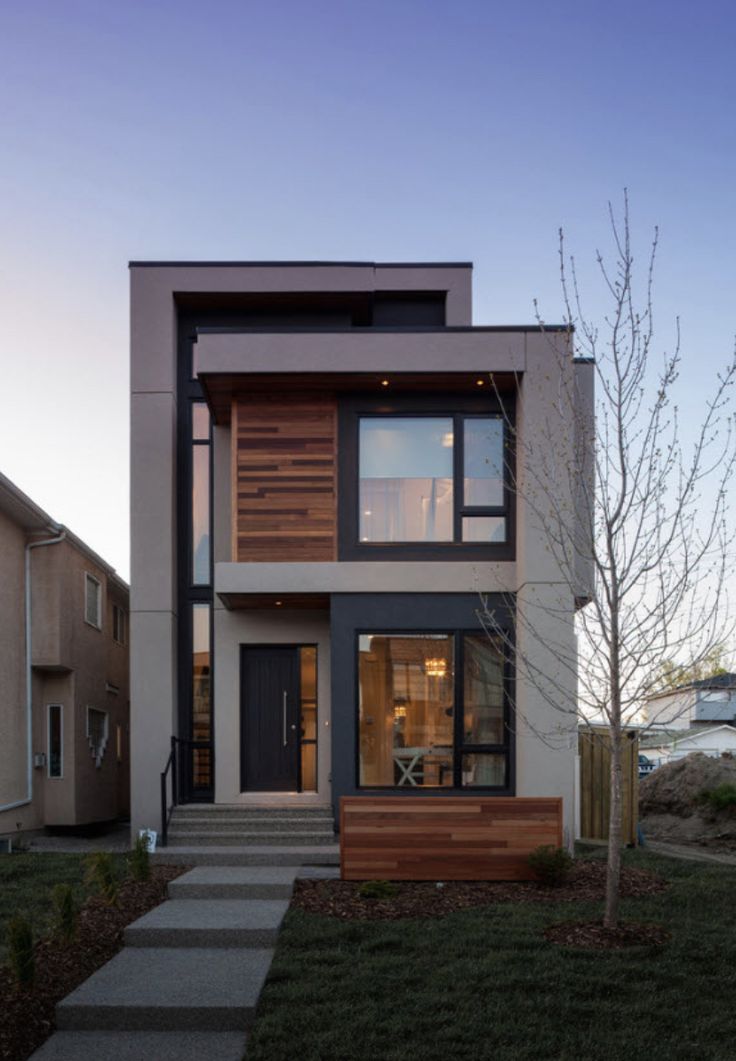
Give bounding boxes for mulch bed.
[0,865,187,1061]
[292,860,667,921]
[544,920,670,949]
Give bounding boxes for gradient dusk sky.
[1,0,735,580]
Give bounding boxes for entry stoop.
[153,803,339,867]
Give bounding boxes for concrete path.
[31,862,338,1060]
[644,839,736,866]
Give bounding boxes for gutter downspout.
[0,526,66,814]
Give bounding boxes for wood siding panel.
[234,396,337,562]
[340,797,563,881]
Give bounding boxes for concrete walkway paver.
[29,1031,248,1060]
[31,808,338,1060]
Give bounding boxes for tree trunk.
[604,729,623,929]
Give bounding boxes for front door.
[240,646,300,791]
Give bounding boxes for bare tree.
[481,193,736,929]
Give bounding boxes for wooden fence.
[578,727,639,845]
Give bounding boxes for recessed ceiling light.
[476,378,486,386]
[275,600,283,606]
[381,379,389,387]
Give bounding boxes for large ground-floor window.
[358,631,510,788]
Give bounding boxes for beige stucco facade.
[0,474,130,840]
[130,262,591,845]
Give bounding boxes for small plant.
[128,834,151,882]
[358,879,398,900]
[528,845,574,887]
[51,883,79,942]
[84,851,119,904]
[699,783,736,812]
[7,915,34,988]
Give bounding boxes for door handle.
[283,691,288,747]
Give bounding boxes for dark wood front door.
[241,646,300,791]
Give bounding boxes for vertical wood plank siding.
[340,796,563,880]
[233,395,338,562]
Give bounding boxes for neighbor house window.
[358,632,510,789]
[84,574,102,628]
[112,604,126,645]
[86,707,108,767]
[47,704,63,778]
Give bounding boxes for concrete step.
[124,899,288,948]
[166,830,336,846]
[29,1030,247,1060]
[152,844,340,867]
[173,804,333,818]
[167,865,339,899]
[56,947,273,1031]
[169,816,335,833]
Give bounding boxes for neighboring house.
[643,673,736,732]
[641,723,736,765]
[129,261,593,840]
[0,472,130,839]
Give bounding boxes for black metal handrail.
[160,737,211,846]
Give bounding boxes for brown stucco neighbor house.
[0,472,130,841]
[129,262,593,846]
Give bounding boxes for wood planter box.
[340,796,563,881]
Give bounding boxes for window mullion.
[453,414,463,543]
[453,631,463,787]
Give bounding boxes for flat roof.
[128,259,474,269]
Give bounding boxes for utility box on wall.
[578,727,639,845]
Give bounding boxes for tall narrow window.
[85,574,102,628]
[192,402,211,585]
[192,603,212,790]
[112,604,126,645]
[48,704,62,778]
[299,646,317,791]
[86,708,108,767]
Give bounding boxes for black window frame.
[338,393,515,561]
[355,628,514,793]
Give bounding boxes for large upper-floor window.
[84,573,102,629]
[339,396,513,560]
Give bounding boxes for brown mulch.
[292,859,667,921]
[544,919,670,949]
[0,865,187,1061]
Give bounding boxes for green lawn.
[247,850,736,1061]
[0,853,126,961]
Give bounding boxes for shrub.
[358,880,398,900]
[7,915,34,988]
[700,783,736,812]
[528,844,574,887]
[84,852,119,904]
[128,834,151,882]
[51,883,78,942]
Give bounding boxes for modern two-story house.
[130,262,592,843]
[0,472,130,840]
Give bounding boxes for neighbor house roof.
[0,470,128,595]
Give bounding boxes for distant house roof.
[689,673,736,690]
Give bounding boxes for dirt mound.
[639,752,736,851]
[639,752,736,816]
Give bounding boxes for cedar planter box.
[340,796,563,881]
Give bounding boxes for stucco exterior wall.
[0,510,32,827]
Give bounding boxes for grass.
[0,853,126,961]
[247,849,736,1061]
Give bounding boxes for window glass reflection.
[192,446,210,584]
[359,634,454,787]
[464,418,504,507]
[192,403,210,440]
[360,418,453,542]
[192,604,211,789]
[463,635,504,744]
[299,646,317,791]
[462,516,506,543]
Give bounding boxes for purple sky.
[1,0,735,580]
